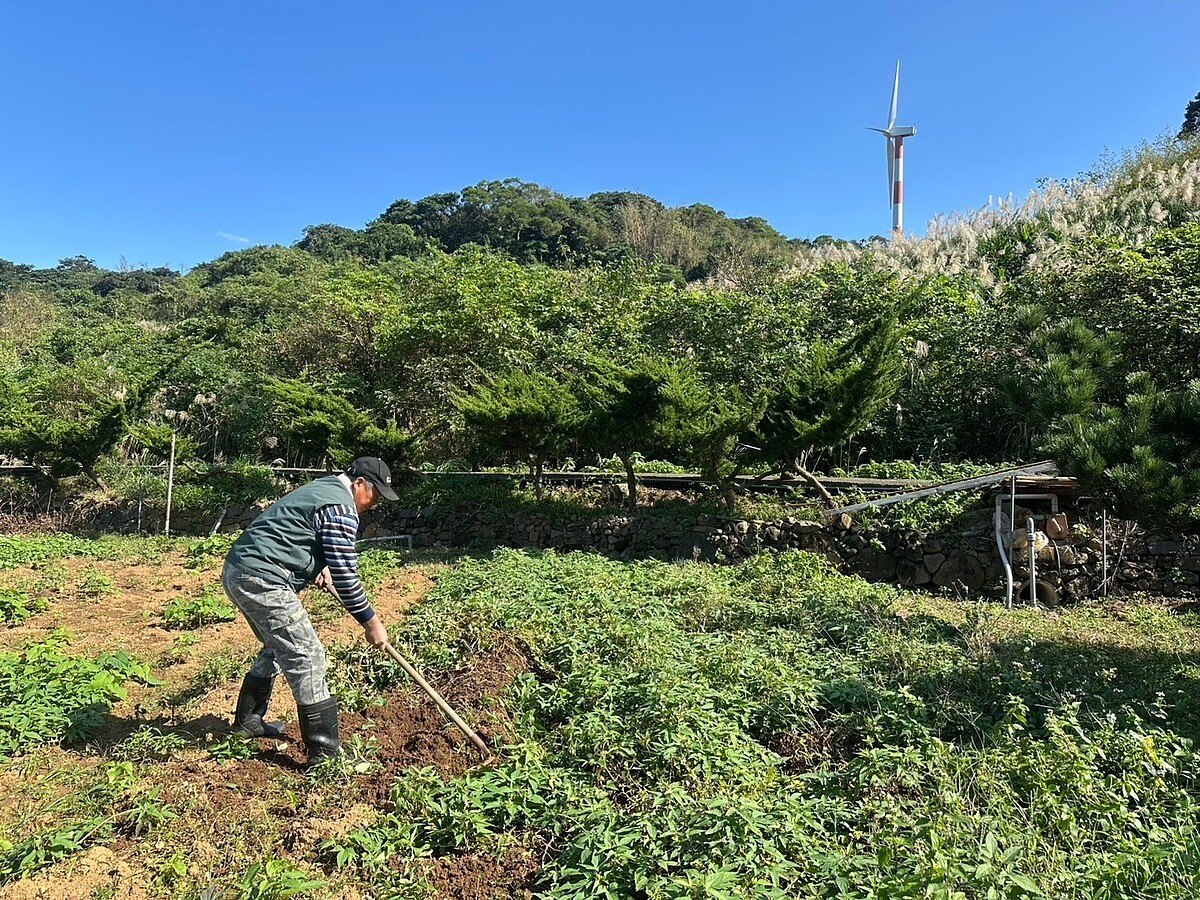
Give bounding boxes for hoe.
[324,577,491,761]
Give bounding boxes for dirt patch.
[345,638,528,806]
[0,549,537,896]
[417,847,540,900]
[0,555,225,658]
[767,724,863,774]
[0,845,151,900]
[317,570,433,646]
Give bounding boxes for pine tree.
[576,357,679,509]
[454,369,582,499]
[1045,374,1200,533]
[1179,90,1200,140]
[655,365,765,510]
[751,314,904,505]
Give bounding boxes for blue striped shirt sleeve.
[313,503,376,625]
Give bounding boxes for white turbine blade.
[888,61,900,130]
[886,138,896,206]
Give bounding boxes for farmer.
[221,456,399,764]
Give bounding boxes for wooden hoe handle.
[381,641,491,757]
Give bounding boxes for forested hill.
[2,141,1199,533]
[296,179,828,281]
[0,179,831,289]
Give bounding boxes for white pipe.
[995,494,1014,609]
[1027,518,1037,607]
[164,433,176,536]
[994,491,1060,609]
[1102,508,1108,597]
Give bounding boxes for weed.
[184,534,237,569]
[161,583,237,629]
[0,819,109,884]
[0,587,47,626]
[160,631,200,665]
[116,789,177,837]
[30,565,68,594]
[195,650,247,689]
[165,648,250,707]
[326,641,396,713]
[112,725,190,762]
[208,734,255,762]
[0,631,162,758]
[155,848,189,888]
[0,535,105,570]
[307,732,377,782]
[322,549,1200,899]
[228,858,325,899]
[357,548,404,589]
[0,759,179,883]
[76,570,114,599]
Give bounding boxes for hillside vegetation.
[2,139,1199,529]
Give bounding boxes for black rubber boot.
[232,675,286,738]
[297,696,342,765]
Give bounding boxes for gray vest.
[226,476,355,590]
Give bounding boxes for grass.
[3,533,1200,897]
[329,549,1200,899]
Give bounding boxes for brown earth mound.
[417,847,540,900]
[342,637,528,806]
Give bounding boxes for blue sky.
[2,1,1197,271]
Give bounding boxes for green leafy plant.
[184,533,238,568]
[160,631,200,665]
[0,819,109,884]
[0,587,47,626]
[0,631,161,758]
[208,734,255,762]
[76,570,113,599]
[161,584,237,629]
[227,859,325,899]
[112,725,190,762]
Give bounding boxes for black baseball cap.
[346,457,399,501]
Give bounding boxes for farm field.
[3,534,1200,899]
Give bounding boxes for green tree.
[262,378,410,468]
[998,311,1121,454]
[1179,90,1200,140]
[1046,374,1200,533]
[0,352,191,486]
[454,370,582,499]
[750,314,904,504]
[576,357,681,508]
[659,367,766,510]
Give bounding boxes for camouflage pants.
[221,562,331,706]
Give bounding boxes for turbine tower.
[869,61,916,236]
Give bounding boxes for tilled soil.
[250,636,528,807]
[418,847,540,900]
[1,548,539,899]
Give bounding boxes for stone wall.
[376,504,1200,603]
[42,496,1200,603]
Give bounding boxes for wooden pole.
[322,580,490,758]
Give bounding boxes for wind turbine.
[869,61,916,236]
